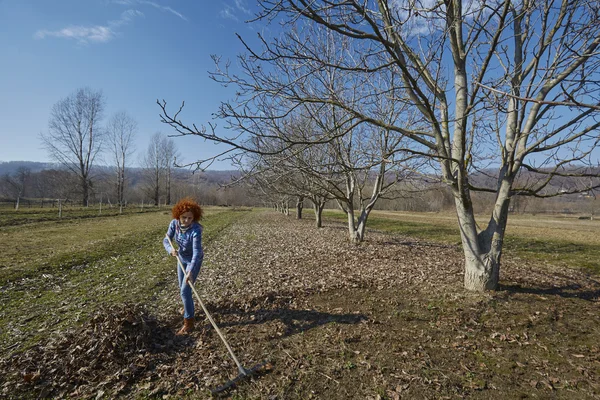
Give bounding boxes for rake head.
[211,361,272,395]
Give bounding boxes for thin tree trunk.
[154,175,159,206]
[296,196,303,219]
[312,199,325,228]
[82,179,90,207]
[166,166,172,205]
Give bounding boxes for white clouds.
[389,0,443,35]
[110,9,145,28]
[35,25,114,43]
[113,0,187,21]
[234,0,252,15]
[220,4,239,21]
[389,0,498,36]
[34,0,186,45]
[34,10,144,44]
[220,0,254,22]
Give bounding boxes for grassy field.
[0,204,166,227]
[0,207,598,399]
[324,209,600,274]
[0,206,248,350]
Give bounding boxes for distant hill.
[0,160,240,186]
[0,161,57,175]
[2,160,595,195]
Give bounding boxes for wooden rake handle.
[165,235,247,375]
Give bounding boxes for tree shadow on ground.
[499,283,600,301]
[378,238,457,248]
[202,305,368,338]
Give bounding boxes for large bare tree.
[41,87,105,206]
[160,0,600,291]
[106,111,137,213]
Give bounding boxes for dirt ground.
[1,210,599,399]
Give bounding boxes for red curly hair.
[171,197,203,221]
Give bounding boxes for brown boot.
[176,318,194,335]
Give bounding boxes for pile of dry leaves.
[0,304,174,398]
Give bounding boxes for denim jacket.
[163,219,204,273]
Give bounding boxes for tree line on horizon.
[0,160,252,210]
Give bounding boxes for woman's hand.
[170,249,177,257]
[185,271,194,285]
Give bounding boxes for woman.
[163,197,204,335]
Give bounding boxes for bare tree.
[106,111,137,213]
[161,19,423,242]
[37,169,78,203]
[2,167,31,210]
[161,137,179,205]
[41,88,105,206]
[140,132,166,206]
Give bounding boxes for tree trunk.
[117,166,125,211]
[154,178,159,206]
[455,195,493,290]
[346,208,356,241]
[456,178,511,291]
[461,237,501,291]
[312,200,325,228]
[82,179,89,207]
[166,167,172,205]
[353,208,372,243]
[296,196,303,219]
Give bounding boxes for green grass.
[0,207,252,351]
[323,210,600,274]
[0,204,166,227]
[323,210,462,244]
[503,237,600,272]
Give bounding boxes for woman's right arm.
[163,220,176,254]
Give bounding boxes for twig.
[475,82,600,110]
[319,372,340,384]
[3,342,20,352]
[282,349,297,362]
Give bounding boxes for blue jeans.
[177,258,200,319]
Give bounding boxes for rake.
[165,235,268,394]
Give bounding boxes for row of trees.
[37,87,180,208]
[159,0,600,292]
[0,165,252,209]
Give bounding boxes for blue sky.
[0,0,268,170]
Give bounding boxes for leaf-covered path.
[1,210,599,399]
